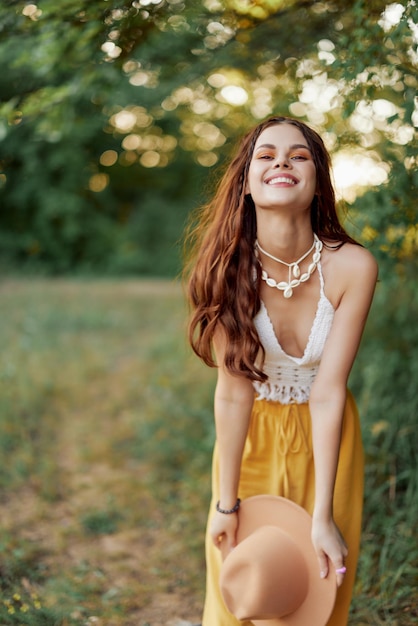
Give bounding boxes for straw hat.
[219,495,337,626]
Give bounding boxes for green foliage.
[349,273,418,623]
[0,594,64,626]
[0,1,416,275]
[81,509,123,536]
[0,534,66,625]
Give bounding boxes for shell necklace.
[255,233,323,299]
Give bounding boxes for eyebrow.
[255,143,311,151]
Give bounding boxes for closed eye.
[290,150,311,161]
[256,152,275,160]
[253,145,312,161]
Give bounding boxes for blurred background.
[1,0,416,277]
[0,1,417,625]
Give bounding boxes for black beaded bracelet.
[216,498,241,514]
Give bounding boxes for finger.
[334,563,347,587]
[212,533,224,550]
[317,551,329,580]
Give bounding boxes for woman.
[184,116,378,625]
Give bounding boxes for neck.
[255,214,314,264]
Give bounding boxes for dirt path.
[0,278,204,625]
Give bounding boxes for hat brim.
[223,495,337,626]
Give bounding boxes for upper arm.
[213,328,255,407]
[311,247,378,399]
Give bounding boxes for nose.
[273,155,290,169]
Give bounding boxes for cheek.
[245,165,255,195]
[245,161,264,194]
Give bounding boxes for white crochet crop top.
[252,263,335,404]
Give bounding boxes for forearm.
[214,393,253,508]
[309,386,346,521]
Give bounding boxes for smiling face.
[246,123,317,214]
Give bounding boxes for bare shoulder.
[322,242,378,307]
[324,241,378,276]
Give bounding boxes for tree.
[1,0,416,274]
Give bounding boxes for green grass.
[0,278,213,625]
[0,278,416,625]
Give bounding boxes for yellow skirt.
[202,390,364,626]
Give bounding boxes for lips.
[265,174,298,185]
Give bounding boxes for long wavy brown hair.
[183,116,358,381]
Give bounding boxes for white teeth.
[267,176,296,185]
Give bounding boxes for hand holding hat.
[311,515,348,588]
[211,504,239,553]
[219,495,338,626]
